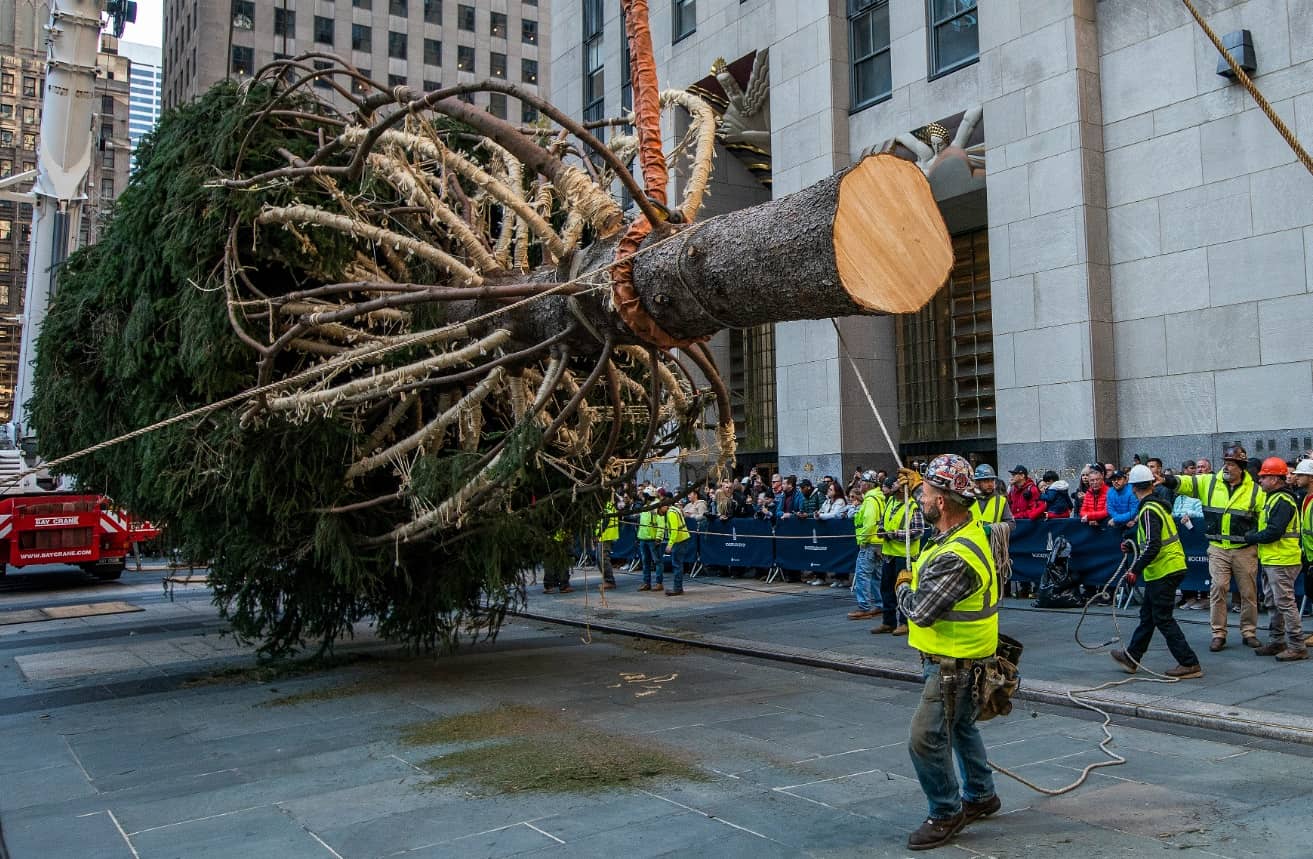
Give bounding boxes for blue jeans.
[669,540,694,591]
[853,545,883,611]
[639,540,663,585]
[908,661,995,820]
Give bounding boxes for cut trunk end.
[833,153,953,314]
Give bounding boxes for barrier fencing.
[594,515,1305,597]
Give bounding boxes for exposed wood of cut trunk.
[450,153,952,348]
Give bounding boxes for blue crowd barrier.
[773,518,860,575]
[696,517,775,568]
[581,514,1304,599]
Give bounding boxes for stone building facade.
[551,0,1313,481]
[162,0,550,124]
[0,3,132,420]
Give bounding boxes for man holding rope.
[1110,465,1202,678]
[894,454,1001,851]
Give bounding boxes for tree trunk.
[453,154,952,349]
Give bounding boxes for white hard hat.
[1127,464,1154,485]
[1294,459,1313,477]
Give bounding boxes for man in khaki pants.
[1163,444,1264,652]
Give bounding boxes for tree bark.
[447,153,952,350]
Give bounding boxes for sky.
[122,0,163,48]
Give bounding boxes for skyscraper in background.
[119,40,163,168]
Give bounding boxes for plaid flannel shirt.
[895,519,979,627]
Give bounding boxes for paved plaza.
[1,567,1312,857]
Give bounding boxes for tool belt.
[926,634,1023,723]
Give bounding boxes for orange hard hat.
[1258,456,1288,477]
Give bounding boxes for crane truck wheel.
[81,561,125,581]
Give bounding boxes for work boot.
[558,585,574,593]
[542,587,557,594]
[1209,637,1226,652]
[1254,642,1284,656]
[1110,649,1138,674]
[907,812,965,851]
[637,584,652,591]
[870,624,894,635]
[1165,663,1203,679]
[848,609,879,620]
[1275,649,1309,662]
[653,583,664,592]
[1243,636,1261,648]
[601,581,617,590]
[961,794,1001,824]
[892,624,909,636]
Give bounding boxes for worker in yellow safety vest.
[1109,465,1201,678]
[873,475,923,637]
[636,487,665,592]
[1162,443,1264,652]
[659,496,691,596]
[1292,458,1313,647]
[970,463,1015,591]
[1245,458,1306,661]
[849,471,887,621]
[892,454,1001,851]
[593,495,619,590]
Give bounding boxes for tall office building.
[119,40,163,167]
[0,2,132,420]
[162,0,550,125]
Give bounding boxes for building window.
[0,253,8,271]
[929,0,979,77]
[490,52,506,78]
[424,38,441,65]
[231,0,254,29]
[727,325,777,454]
[423,78,440,91]
[388,31,407,59]
[0,74,13,95]
[897,229,994,449]
[103,147,115,168]
[850,1,891,109]
[389,0,406,16]
[620,8,632,110]
[314,15,335,45]
[0,221,9,240]
[313,59,333,89]
[457,46,475,71]
[354,0,371,8]
[21,77,36,98]
[673,0,696,42]
[490,11,507,38]
[423,0,441,24]
[353,69,371,93]
[458,91,474,104]
[522,103,538,123]
[101,95,114,114]
[353,23,372,51]
[388,73,407,88]
[488,92,506,119]
[231,45,255,76]
[274,8,295,36]
[582,0,603,128]
[0,158,10,173]
[458,4,475,30]
[521,58,538,85]
[100,178,114,198]
[21,132,34,149]
[20,106,34,124]
[0,105,10,118]
[522,18,537,44]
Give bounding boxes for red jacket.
[1080,485,1110,523]
[1007,479,1045,520]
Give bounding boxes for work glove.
[1242,531,1258,545]
[1119,540,1134,554]
[1124,571,1137,586]
[897,467,922,491]
[895,569,913,590]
